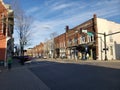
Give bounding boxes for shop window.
[80,37,85,44]
[91,35,94,42]
[88,35,94,42]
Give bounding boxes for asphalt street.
[30,60,120,90]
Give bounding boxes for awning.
[87,32,93,36]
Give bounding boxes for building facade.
[54,33,66,58]
[97,18,120,60]
[0,0,14,66]
[66,15,98,60]
[27,42,44,58]
[26,14,120,60]
[54,14,120,60]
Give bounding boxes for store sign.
[82,30,87,33]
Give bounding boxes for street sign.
[103,48,108,50]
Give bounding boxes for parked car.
[14,55,32,62]
[43,56,47,59]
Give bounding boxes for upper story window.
[74,37,78,44]
[68,39,72,46]
[87,32,94,42]
[80,36,86,44]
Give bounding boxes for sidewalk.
[42,58,120,63]
[0,63,50,90]
[40,58,120,69]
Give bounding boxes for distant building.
[0,0,14,66]
[43,39,54,58]
[25,48,33,56]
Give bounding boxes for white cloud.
[52,3,73,10]
[26,7,40,14]
[21,0,120,48]
[94,0,120,7]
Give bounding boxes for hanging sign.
[82,30,87,33]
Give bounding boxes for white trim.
[1,13,4,33]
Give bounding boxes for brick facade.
[0,1,14,65]
[26,43,44,58]
[54,14,98,60]
[0,1,7,62]
[54,33,66,58]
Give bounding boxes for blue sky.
[4,0,120,48]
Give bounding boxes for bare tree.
[44,38,49,58]
[9,0,33,56]
[50,32,58,58]
[16,15,33,56]
[50,32,58,39]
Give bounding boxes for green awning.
[87,32,93,36]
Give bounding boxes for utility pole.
[99,31,120,60]
[89,31,120,61]
[104,32,107,60]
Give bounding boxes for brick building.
[37,42,44,57]
[54,15,98,60]
[0,0,14,66]
[26,42,44,58]
[26,14,120,60]
[54,33,66,58]
[65,15,98,60]
[54,14,120,60]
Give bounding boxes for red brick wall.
[0,33,6,61]
[0,1,7,61]
[54,33,66,49]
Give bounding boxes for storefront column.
[90,49,93,60]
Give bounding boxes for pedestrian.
[7,56,13,70]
